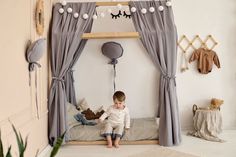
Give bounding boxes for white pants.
[101,121,124,137]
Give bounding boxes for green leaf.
[35,149,40,157]
[24,136,28,150]
[11,124,27,157]
[50,132,66,157]
[5,146,12,157]
[0,131,4,157]
[12,125,23,152]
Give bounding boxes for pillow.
[155,117,160,126]
[94,105,104,114]
[74,113,97,126]
[66,102,81,129]
[76,98,90,111]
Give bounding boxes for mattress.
[67,117,159,141]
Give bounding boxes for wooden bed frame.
[67,140,159,145]
[81,1,140,39]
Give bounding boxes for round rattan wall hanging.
[35,0,44,36]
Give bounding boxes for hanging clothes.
[189,48,221,74]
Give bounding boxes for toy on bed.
[67,98,105,128]
[76,98,105,120]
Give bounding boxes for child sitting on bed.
[98,91,130,148]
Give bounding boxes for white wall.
[174,0,236,130]
[73,0,236,129]
[74,5,159,118]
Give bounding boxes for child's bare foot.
[114,142,119,148]
[107,143,112,148]
[114,137,120,148]
[106,135,112,148]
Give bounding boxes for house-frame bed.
[48,0,181,147]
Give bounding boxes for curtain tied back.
[129,0,181,146]
[48,2,96,145]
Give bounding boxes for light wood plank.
[67,140,159,145]
[96,1,129,6]
[82,32,140,39]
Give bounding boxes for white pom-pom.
[83,13,89,19]
[158,6,164,11]
[141,8,147,14]
[67,7,72,13]
[100,12,105,18]
[112,0,117,1]
[107,9,112,13]
[149,7,155,13]
[92,14,98,20]
[61,0,67,6]
[117,3,122,9]
[74,12,79,18]
[166,1,172,7]
[130,7,136,13]
[58,8,64,14]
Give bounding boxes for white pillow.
[155,117,160,126]
[76,98,90,111]
[66,102,81,129]
[94,105,104,113]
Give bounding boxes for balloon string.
[113,64,116,93]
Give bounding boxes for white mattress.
[67,117,159,141]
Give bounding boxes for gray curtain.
[48,2,96,145]
[129,1,181,146]
[64,38,88,105]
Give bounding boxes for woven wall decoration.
[178,35,218,72]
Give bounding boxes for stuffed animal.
[209,98,224,110]
[192,98,224,115]
[81,108,105,120]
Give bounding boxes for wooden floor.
[67,140,159,145]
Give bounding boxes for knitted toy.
[81,108,105,120]
[192,98,224,115]
[209,98,224,110]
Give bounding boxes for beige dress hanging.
[189,48,220,74]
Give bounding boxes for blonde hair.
[113,91,126,102]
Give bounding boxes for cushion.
[76,98,90,111]
[94,105,104,114]
[74,113,97,126]
[66,102,81,129]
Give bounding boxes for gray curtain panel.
[129,1,181,146]
[64,36,88,105]
[48,2,96,145]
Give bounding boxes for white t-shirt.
[99,105,130,128]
